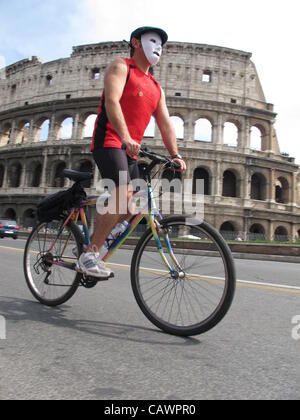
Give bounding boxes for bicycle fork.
[150,214,184,278]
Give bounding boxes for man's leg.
[77,148,136,278]
[90,184,133,252]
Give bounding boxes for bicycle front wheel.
[131,216,236,337]
[24,220,84,307]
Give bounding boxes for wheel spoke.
[24,221,81,305]
[132,220,235,336]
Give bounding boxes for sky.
[0,0,299,161]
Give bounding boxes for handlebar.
[122,144,181,171]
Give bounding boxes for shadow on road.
[0,296,201,346]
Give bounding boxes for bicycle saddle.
[63,169,93,182]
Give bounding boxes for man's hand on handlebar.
[122,144,186,173]
[122,137,141,157]
[172,157,187,172]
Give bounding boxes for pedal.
[80,273,114,289]
[90,272,115,282]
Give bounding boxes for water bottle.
[102,221,129,251]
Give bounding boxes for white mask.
[141,32,163,66]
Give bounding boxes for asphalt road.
[0,238,300,400]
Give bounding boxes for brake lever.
[170,160,181,171]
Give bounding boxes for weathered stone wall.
[0,41,299,241]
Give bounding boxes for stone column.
[65,150,72,187]
[213,115,223,146]
[48,113,57,142]
[241,117,250,150]
[214,160,222,197]
[72,113,84,140]
[9,121,17,144]
[291,172,297,206]
[267,220,273,242]
[184,113,194,144]
[20,162,27,188]
[291,224,298,243]
[269,169,276,202]
[2,165,8,188]
[41,152,48,189]
[28,119,35,143]
[237,127,243,150]
[243,168,251,200]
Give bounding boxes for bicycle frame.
[46,176,181,274]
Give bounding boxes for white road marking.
[1,245,300,294]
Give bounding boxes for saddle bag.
[37,184,87,223]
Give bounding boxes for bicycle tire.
[131,216,236,337]
[24,219,84,307]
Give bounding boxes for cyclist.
[77,26,187,278]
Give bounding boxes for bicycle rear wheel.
[131,216,236,337]
[24,219,83,307]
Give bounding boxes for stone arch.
[274,226,289,242]
[170,116,184,140]
[56,115,74,140]
[251,173,267,201]
[250,123,269,151]
[8,162,22,188]
[223,117,242,131]
[220,221,238,240]
[275,177,290,204]
[15,121,30,144]
[162,168,182,193]
[23,208,36,228]
[28,162,43,187]
[193,167,211,195]
[250,126,262,150]
[4,208,17,220]
[0,122,12,146]
[194,118,213,142]
[52,161,67,188]
[83,114,97,138]
[249,223,266,241]
[223,122,239,147]
[34,117,50,142]
[222,169,240,198]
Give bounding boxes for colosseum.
[1,41,300,242]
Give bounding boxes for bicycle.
[23,148,236,337]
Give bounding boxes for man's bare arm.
[104,59,140,156]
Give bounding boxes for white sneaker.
[76,252,114,279]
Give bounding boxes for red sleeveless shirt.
[91,58,161,152]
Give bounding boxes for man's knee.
[115,185,134,215]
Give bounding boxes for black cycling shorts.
[93,148,140,188]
